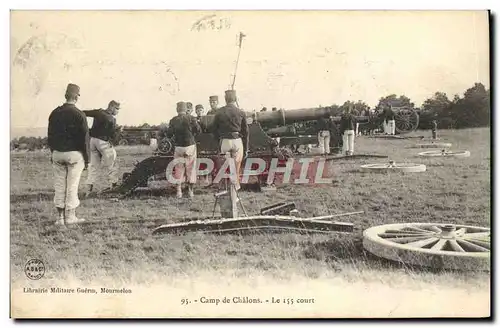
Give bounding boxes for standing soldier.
[383,104,396,135]
[186,102,194,116]
[340,106,356,156]
[47,83,90,225]
[206,95,219,115]
[167,101,202,198]
[317,113,335,155]
[195,104,204,118]
[211,90,248,190]
[431,119,438,140]
[82,100,120,194]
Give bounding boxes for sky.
[10,10,490,128]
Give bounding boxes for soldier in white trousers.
[47,83,90,225]
[340,106,356,156]
[167,101,202,198]
[317,114,335,155]
[211,90,249,191]
[383,105,396,135]
[83,100,120,193]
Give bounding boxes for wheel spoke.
[462,238,490,250]
[405,237,439,248]
[463,232,490,239]
[403,226,435,234]
[384,236,431,244]
[448,240,465,252]
[427,225,442,233]
[430,239,447,251]
[379,232,431,238]
[456,239,489,252]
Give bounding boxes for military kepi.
[65,83,80,97]
[177,101,187,111]
[225,90,237,102]
[209,95,218,101]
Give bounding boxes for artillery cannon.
[103,106,393,196]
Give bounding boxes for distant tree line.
[321,82,490,130]
[10,82,490,151]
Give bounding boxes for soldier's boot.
[65,208,85,224]
[55,207,65,225]
[176,185,183,198]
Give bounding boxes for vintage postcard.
[10,10,491,318]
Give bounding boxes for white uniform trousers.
[52,150,85,209]
[172,144,198,184]
[220,138,244,188]
[384,119,396,135]
[342,130,355,155]
[86,137,118,186]
[317,130,331,154]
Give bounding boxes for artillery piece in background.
[105,106,404,196]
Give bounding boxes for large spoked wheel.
[363,223,491,271]
[360,161,426,173]
[413,143,452,149]
[157,137,174,154]
[418,150,471,158]
[395,109,419,134]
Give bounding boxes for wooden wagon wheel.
[394,108,419,134]
[360,161,426,173]
[363,223,490,271]
[418,150,471,158]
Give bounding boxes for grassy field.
[10,128,491,318]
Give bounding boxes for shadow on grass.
[10,192,52,203]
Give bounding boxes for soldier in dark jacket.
[339,106,356,156]
[47,83,89,225]
[206,96,219,115]
[317,114,336,155]
[383,105,396,135]
[167,101,202,198]
[211,90,248,190]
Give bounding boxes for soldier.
[82,100,120,193]
[317,113,335,155]
[47,83,90,225]
[167,101,202,198]
[211,90,248,190]
[340,106,356,156]
[272,107,277,112]
[206,96,219,115]
[383,105,396,135]
[186,102,194,116]
[431,119,438,139]
[195,104,204,118]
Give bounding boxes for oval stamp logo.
[24,259,45,280]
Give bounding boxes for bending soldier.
[47,83,90,225]
[211,90,248,190]
[167,101,202,198]
[83,100,121,193]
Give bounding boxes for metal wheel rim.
[418,150,471,158]
[360,163,426,172]
[363,223,490,270]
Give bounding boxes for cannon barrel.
[200,107,370,131]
